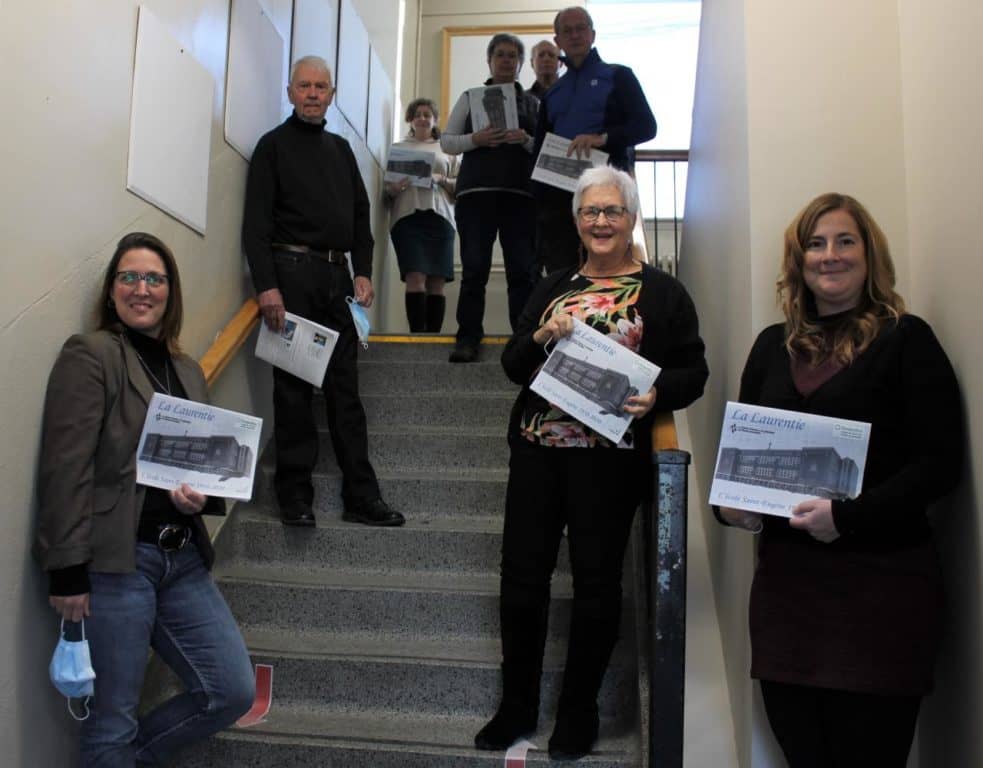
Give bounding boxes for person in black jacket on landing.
[717,193,963,768]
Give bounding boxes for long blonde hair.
[778,193,905,365]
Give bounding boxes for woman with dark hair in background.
[441,32,540,363]
[477,167,707,760]
[717,193,963,767]
[35,232,254,765]
[385,97,458,332]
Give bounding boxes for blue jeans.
[80,542,254,767]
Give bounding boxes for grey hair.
[531,39,558,58]
[486,33,525,63]
[572,166,640,219]
[290,55,332,84]
[554,6,594,34]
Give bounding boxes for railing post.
[649,448,690,767]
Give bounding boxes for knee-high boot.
[425,294,446,333]
[548,590,621,759]
[405,291,426,332]
[474,583,550,750]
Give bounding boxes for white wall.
[682,0,917,765]
[0,0,398,763]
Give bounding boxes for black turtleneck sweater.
[242,112,374,294]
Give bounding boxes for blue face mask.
[49,619,95,720]
[346,296,371,349]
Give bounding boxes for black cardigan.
[501,263,708,471]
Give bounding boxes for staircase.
[180,339,644,766]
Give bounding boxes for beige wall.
[684,0,982,765]
[897,1,983,765]
[0,0,398,763]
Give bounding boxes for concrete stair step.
[220,508,571,576]
[180,706,638,767]
[359,336,510,362]
[233,640,635,720]
[307,425,509,472]
[214,562,637,643]
[309,468,507,520]
[358,359,514,395]
[338,392,516,429]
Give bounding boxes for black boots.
[474,590,550,750]
[405,291,426,332]
[405,293,446,333]
[425,294,445,333]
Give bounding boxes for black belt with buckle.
[137,523,193,552]
[272,243,347,265]
[157,524,193,552]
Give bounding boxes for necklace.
[580,258,639,278]
[134,349,171,395]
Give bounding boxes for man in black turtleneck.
[242,55,403,528]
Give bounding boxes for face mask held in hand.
[49,618,96,721]
[346,296,371,349]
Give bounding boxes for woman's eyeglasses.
[576,205,629,223]
[115,271,169,288]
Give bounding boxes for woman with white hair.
[477,167,708,759]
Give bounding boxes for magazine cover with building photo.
[466,83,519,131]
[709,401,871,517]
[530,317,660,444]
[137,393,262,500]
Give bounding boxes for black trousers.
[535,186,582,276]
[760,680,921,768]
[453,191,537,344]
[499,438,644,711]
[270,251,380,507]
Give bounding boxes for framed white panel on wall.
[291,0,339,75]
[127,5,214,235]
[336,0,369,139]
[225,0,286,160]
[441,26,553,129]
[366,47,393,167]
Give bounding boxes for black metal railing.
[642,414,690,767]
[634,149,689,276]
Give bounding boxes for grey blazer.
[34,329,223,574]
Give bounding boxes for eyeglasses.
[116,271,169,288]
[577,205,629,223]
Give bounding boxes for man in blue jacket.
[532,7,657,274]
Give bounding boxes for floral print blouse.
[520,273,643,448]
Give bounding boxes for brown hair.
[99,232,184,353]
[404,98,440,139]
[778,193,905,366]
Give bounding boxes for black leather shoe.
[448,341,479,363]
[474,702,538,750]
[548,706,599,761]
[342,498,405,527]
[280,500,316,527]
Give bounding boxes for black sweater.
[243,112,374,293]
[502,263,708,480]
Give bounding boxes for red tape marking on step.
[505,739,536,767]
[235,664,273,728]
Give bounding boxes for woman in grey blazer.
[35,232,254,766]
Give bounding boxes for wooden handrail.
[200,298,260,388]
[652,410,679,451]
